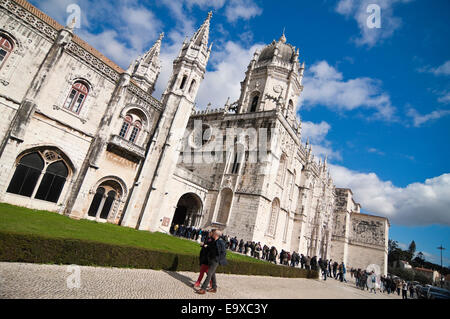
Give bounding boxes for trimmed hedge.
[0,231,318,279]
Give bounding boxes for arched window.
[189,79,196,94]
[276,154,287,185]
[129,120,141,143]
[119,112,144,144]
[119,115,132,138]
[290,170,296,199]
[250,95,259,112]
[283,211,289,242]
[180,75,187,90]
[7,150,70,203]
[88,187,105,217]
[0,35,13,68]
[35,160,68,203]
[216,188,233,224]
[87,180,123,221]
[64,81,89,113]
[267,198,280,236]
[6,153,44,197]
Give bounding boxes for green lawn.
[0,203,263,264]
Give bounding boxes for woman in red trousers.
[194,230,214,289]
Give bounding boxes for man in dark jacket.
[196,230,227,294]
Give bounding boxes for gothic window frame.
[267,198,280,237]
[63,80,90,114]
[0,34,13,69]
[276,153,287,186]
[128,120,142,143]
[250,94,259,113]
[119,115,132,139]
[6,149,72,204]
[189,79,197,95]
[87,176,127,223]
[180,75,188,90]
[118,108,148,145]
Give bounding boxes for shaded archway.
[171,193,203,228]
[87,179,124,221]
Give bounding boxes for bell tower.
[121,12,213,231]
[236,33,305,125]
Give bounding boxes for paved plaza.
[0,262,403,299]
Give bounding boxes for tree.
[408,240,416,255]
[412,251,425,268]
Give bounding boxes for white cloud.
[300,61,396,120]
[418,60,450,77]
[225,0,263,23]
[407,108,450,127]
[302,121,331,144]
[335,0,413,47]
[193,41,264,108]
[329,164,450,226]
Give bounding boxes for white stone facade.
[0,0,389,275]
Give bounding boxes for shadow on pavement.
[163,270,195,288]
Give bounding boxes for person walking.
[193,230,214,289]
[196,230,228,295]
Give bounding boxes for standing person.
[320,259,327,280]
[196,230,228,295]
[342,262,347,283]
[396,280,401,296]
[193,230,214,289]
[368,272,377,294]
[402,281,408,299]
[332,261,338,279]
[300,254,305,269]
[305,256,311,270]
[409,283,415,299]
[328,260,332,277]
[238,239,244,253]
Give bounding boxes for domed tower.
[236,33,305,124]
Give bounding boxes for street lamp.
[437,245,445,288]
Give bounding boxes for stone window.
[276,154,287,186]
[250,95,259,112]
[119,113,142,144]
[189,79,196,94]
[7,150,70,203]
[0,35,13,69]
[180,75,187,90]
[64,81,89,114]
[267,198,280,236]
[87,180,123,221]
[119,115,132,138]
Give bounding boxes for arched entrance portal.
[171,193,203,228]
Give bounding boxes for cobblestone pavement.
[0,262,402,299]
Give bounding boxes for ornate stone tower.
[236,33,305,125]
[121,12,213,231]
[131,33,164,94]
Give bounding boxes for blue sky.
[30,0,449,266]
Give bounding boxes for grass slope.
[0,203,262,264]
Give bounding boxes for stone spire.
[192,11,212,46]
[142,32,164,65]
[131,33,164,94]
